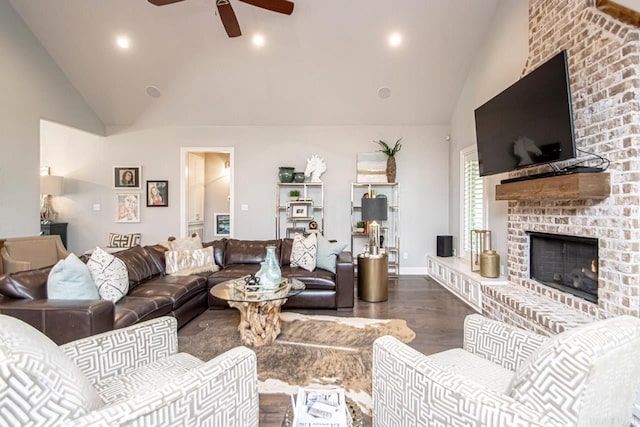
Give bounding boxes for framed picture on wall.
[113,166,142,189]
[115,193,141,223]
[214,213,230,236]
[146,180,168,207]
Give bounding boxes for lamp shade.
[361,197,388,221]
[40,176,64,196]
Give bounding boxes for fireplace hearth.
[529,232,598,304]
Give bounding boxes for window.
[460,146,485,258]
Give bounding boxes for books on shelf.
[292,387,351,427]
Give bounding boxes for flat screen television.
[474,50,576,177]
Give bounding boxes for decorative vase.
[256,245,282,289]
[278,167,295,183]
[293,172,305,183]
[386,156,396,183]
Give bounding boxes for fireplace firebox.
[528,232,598,303]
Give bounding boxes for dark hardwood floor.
[178,275,474,427]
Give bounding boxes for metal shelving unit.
[350,182,399,279]
[275,183,324,239]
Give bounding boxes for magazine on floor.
[292,386,351,427]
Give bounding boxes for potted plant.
[374,138,403,183]
[289,190,300,200]
[356,221,365,233]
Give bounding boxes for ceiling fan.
[148,0,294,38]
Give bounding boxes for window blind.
[463,157,484,255]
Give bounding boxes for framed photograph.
[214,213,230,236]
[289,201,312,218]
[146,180,168,207]
[113,166,142,189]
[115,193,141,223]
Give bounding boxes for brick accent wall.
[484,0,640,332]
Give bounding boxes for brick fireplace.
[481,0,640,335]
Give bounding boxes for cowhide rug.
[178,311,415,413]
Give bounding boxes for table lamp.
[40,175,64,223]
[361,196,388,256]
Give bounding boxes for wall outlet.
[403,252,409,260]
[241,204,249,211]
[500,264,505,276]
[92,203,101,211]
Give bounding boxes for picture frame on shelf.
[214,212,230,236]
[115,193,141,223]
[286,227,306,238]
[289,201,312,218]
[113,166,142,189]
[146,180,168,207]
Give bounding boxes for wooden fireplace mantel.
[596,0,640,28]
[495,172,610,201]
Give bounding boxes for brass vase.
[386,156,396,183]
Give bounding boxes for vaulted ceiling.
[9,0,500,128]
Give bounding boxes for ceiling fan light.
[252,34,265,46]
[388,33,402,47]
[116,36,130,49]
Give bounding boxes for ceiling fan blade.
[216,1,242,38]
[147,0,185,5]
[238,0,294,15]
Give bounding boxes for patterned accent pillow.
[169,234,203,252]
[0,315,103,424]
[165,246,219,275]
[47,254,100,300]
[290,233,317,272]
[87,247,129,302]
[108,233,141,248]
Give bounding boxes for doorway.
[180,147,234,240]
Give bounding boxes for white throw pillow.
[290,233,317,272]
[0,314,103,424]
[47,253,100,300]
[87,247,129,302]
[169,234,203,252]
[165,246,219,275]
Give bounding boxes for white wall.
[42,123,450,271]
[448,0,529,270]
[0,0,103,238]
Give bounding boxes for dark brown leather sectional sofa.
[0,238,354,344]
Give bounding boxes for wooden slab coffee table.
[210,278,305,347]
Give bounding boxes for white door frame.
[180,147,234,238]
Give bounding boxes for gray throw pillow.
[316,234,347,273]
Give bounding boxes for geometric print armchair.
[373,314,640,427]
[0,315,258,426]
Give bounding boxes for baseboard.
[399,266,428,275]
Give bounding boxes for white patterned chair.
[0,315,258,426]
[373,314,640,427]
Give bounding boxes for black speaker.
[437,235,453,257]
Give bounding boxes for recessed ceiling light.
[116,36,130,49]
[377,87,392,99]
[146,86,162,98]
[252,34,265,47]
[388,33,402,47]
